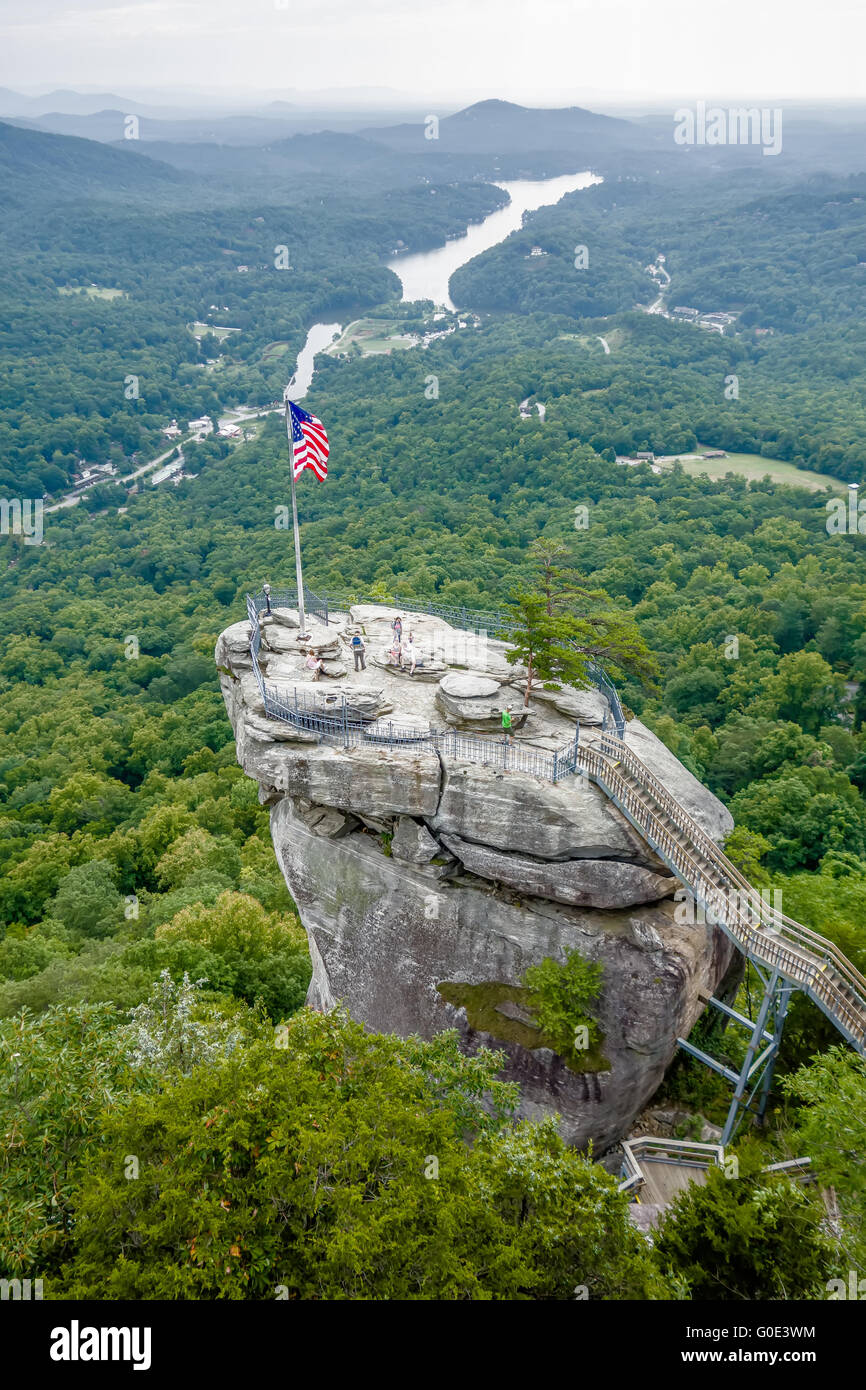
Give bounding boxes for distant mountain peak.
[457,99,528,115]
[361,97,644,155]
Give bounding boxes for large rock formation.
[216,602,737,1151]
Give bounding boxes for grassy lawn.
[658,447,845,493]
[361,334,417,354]
[189,321,241,342]
[558,326,627,353]
[261,341,293,362]
[329,316,418,356]
[58,285,124,300]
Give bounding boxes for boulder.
[225,671,265,718]
[649,1108,697,1131]
[439,673,501,699]
[431,760,648,861]
[435,695,505,729]
[372,659,447,684]
[294,802,356,838]
[435,673,524,730]
[243,712,319,744]
[439,834,675,908]
[216,607,740,1152]
[531,685,609,723]
[215,625,254,676]
[268,606,299,628]
[217,619,253,655]
[261,625,311,655]
[234,741,442,818]
[391,815,441,864]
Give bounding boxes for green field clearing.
[189,321,241,341]
[58,285,124,300]
[658,448,845,493]
[558,327,626,352]
[329,317,417,356]
[261,341,293,362]
[361,335,416,354]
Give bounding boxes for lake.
[387,171,602,310]
[288,170,603,398]
[289,321,343,399]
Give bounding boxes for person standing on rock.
[351,633,366,672]
[501,706,514,745]
[401,634,418,675]
[392,615,403,645]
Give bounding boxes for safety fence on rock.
[246,585,628,743]
[244,591,584,782]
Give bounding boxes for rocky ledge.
[216,601,737,1151]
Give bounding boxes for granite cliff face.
[216,602,737,1151]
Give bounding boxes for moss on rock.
[437,978,609,1072]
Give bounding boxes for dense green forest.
[2,109,866,1299]
[451,169,866,482]
[0,120,506,493]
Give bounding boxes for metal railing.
[619,1137,813,1197]
[256,586,329,626]
[246,585,628,739]
[619,1136,726,1193]
[298,589,511,638]
[585,660,626,738]
[261,682,582,780]
[245,595,581,781]
[577,738,866,1052]
[592,733,866,1014]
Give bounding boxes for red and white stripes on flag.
[287,399,329,481]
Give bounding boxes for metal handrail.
[624,1136,726,1164]
[619,1139,813,1196]
[248,587,629,736]
[595,733,866,1003]
[579,741,866,1049]
[248,597,582,779]
[255,586,328,626]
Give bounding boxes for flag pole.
[284,396,309,641]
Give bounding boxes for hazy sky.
[2,0,866,105]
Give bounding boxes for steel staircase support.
[572,730,866,1145]
[718,967,794,1145]
[754,973,795,1126]
[673,975,793,1143]
[576,734,866,1054]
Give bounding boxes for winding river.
[287,320,343,399]
[388,170,601,310]
[290,169,602,398]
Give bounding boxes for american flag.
[286,399,329,481]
